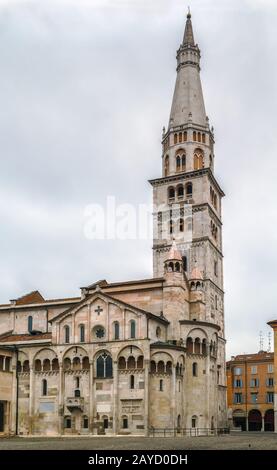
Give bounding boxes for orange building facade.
[268,321,277,433]
[226,351,274,431]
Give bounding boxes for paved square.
[0,433,277,450]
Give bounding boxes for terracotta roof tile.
[11,290,45,305]
[0,333,52,343]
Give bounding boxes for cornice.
[149,168,225,197]
[179,319,221,331]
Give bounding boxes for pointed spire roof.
[190,267,203,280]
[166,240,183,262]
[168,10,207,129]
[183,10,195,46]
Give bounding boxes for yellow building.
[226,352,274,431]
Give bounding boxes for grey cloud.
[0,0,276,358]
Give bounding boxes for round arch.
[248,409,262,431]
[62,345,89,360]
[264,409,274,432]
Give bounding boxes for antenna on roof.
[259,331,264,352]
[268,332,272,352]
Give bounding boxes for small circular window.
[94,326,105,339]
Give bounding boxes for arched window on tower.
[168,187,175,200]
[179,132,182,143]
[197,132,201,142]
[184,131,187,142]
[179,218,184,232]
[193,131,196,141]
[174,133,178,144]
[181,154,186,171]
[194,149,204,170]
[186,182,193,197]
[177,185,184,198]
[176,156,181,172]
[192,362,198,377]
[182,256,188,272]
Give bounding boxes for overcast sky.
[0,0,276,358]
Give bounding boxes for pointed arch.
[176,155,181,172]
[194,148,204,170]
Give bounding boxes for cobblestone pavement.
[0,433,277,450]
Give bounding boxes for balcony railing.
[148,427,230,437]
[65,397,84,411]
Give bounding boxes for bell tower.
[150,11,225,336]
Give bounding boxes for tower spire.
[168,11,207,129]
[183,8,195,46]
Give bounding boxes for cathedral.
[0,12,227,436]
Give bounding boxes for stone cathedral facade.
[0,13,227,436]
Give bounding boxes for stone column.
[144,359,149,436]
[58,362,64,434]
[171,365,176,428]
[206,347,210,428]
[113,361,118,435]
[11,360,17,435]
[29,366,34,434]
[89,361,94,434]
[261,415,265,432]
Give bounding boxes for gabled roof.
[11,290,45,305]
[50,290,169,325]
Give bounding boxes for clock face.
[95,327,105,339]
